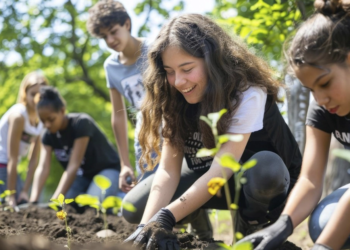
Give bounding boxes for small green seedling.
[75,175,136,235]
[0,188,17,212]
[50,193,74,250]
[197,109,255,249]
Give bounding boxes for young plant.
[0,181,17,212]
[196,109,255,249]
[75,175,136,234]
[50,193,74,250]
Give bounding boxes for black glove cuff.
[280,214,294,237]
[157,208,176,230]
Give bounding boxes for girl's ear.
[60,107,66,115]
[125,19,131,32]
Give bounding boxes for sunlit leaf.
[50,199,61,206]
[0,180,4,185]
[242,159,257,170]
[93,175,111,190]
[196,148,218,158]
[102,196,118,209]
[208,109,227,127]
[217,154,241,172]
[233,241,253,250]
[122,201,137,212]
[230,203,239,210]
[58,194,65,205]
[235,232,244,240]
[200,116,212,128]
[49,203,59,211]
[65,198,74,204]
[75,194,99,206]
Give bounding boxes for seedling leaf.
[75,194,99,206]
[232,241,253,250]
[0,180,4,185]
[93,175,111,190]
[58,194,65,205]
[217,242,231,249]
[230,203,239,210]
[102,196,118,209]
[196,148,218,158]
[217,154,241,172]
[65,199,74,204]
[50,199,61,206]
[49,203,59,211]
[235,232,244,240]
[242,159,257,170]
[90,204,100,210]
[208,109,227,127]
[200,116,212,128]
[122,201,137,212]
[332,148,350,163]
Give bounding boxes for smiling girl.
[122,13,302,247]
[29,86,122,206]
[238,0,350,249]
[0,71,48,207]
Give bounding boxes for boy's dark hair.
[87,0,131,37]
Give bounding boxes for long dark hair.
[287,0,350,69]
[139,14,280,170]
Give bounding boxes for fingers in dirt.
[145,238,157,250]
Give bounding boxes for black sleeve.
[73,115,95,139]
[305,100,332,134]
[41,130,53,146]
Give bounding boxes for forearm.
[141,168,180,223]
[7,159,18,191]
[30,166,50,202]
[167,167,229,222]
[112,114,131,167]
[283,176,323,227]
[52,168,78,198]
[316,188,350,250]
[22,158,37,193]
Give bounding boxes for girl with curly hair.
[123,13,302,248]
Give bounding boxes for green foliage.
[93,175,111,191]
[211,0,314,66]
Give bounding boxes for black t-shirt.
[306,100,350,149]
[42,113,120,178]
[184,95,302,188]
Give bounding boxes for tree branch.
[295,0,308,20]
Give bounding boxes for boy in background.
[86,0,213,240]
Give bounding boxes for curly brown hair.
[87,0,131,37]
[138,14,281,171]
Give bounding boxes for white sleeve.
[227,87,267,134]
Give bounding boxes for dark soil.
[0,206,301,250]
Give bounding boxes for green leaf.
[89,204,100,210]
[217,242,231,249]
[75,194,99,206]
[65,198,74,204]
[58,194,65,205]
[0,180,4,185]
[200,116,212,128]
[217,153,241,172]
[230,203,239,210]
[122,201,137,212]
[50,199,61,206]
[196,148,218,158]
[242,159,257,170]
[102,196,119,209]
[332,148,350,163]
[93,175,111,191]
[233,241,253,250]
[49,203,59,211]
[208,109,227,127]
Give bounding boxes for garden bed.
[0,206,302,250]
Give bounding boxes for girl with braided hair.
[239,1,350,249]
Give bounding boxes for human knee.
[121,194,142,224]
[244,151,289,198]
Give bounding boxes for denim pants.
[65,168,122,201]
[309,183,350,249]
[122,151,291,225]
[0,167,24,200]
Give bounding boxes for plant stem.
[65,216,71,250]
[219,166,236,245]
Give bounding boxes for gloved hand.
[124,208,180,250]
[236,214,293,250]
[311,244,333,250]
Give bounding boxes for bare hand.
[119,166,135,193]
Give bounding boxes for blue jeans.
[65,168,122,201]
[0,167,24,201]
[309,184,350,249]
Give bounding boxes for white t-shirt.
[0,103,43,164]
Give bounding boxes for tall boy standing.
[87,0,146,193]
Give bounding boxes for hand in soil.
[237,214,293,250]
[130,222,180,250]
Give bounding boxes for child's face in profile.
[162,46,208,104]
[38,106,65,134]
[100,20,131,52]
[294,55,350,116]
[25,84,41,109]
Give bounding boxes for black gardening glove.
[237,214,293,250]
[124,208,180,250]
[311,244,333,250]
